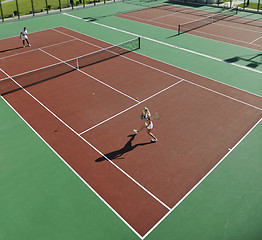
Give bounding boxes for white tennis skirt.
[22,35,28,40]
[145,122,153,130]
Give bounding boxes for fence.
[0,0,261,22]
[167,0,261,13]
[0,0,118,22]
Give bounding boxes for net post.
[138,37,140,49]
[76,58,79,69]
[178,24,181,35]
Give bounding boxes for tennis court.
[117,4,262,51]
[1,1,262,240]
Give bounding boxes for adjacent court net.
[178,8,238,34]
[0,37,140,95]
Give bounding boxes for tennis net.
[178,8,238,35]
[0,37,140,96]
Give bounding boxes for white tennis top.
[21,29,28,40]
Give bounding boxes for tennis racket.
[151,112,161,120]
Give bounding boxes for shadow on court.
[224,53,262,68]
[95,134,154,162]
[0,46,23,53]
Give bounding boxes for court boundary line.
[117,13,262,46]
[142,117,262,239]
[116,52,262,111]
[45,29,262,142]
[120,10,262,35]
[62,13,262,74]
[0,38,77,60]
[80,80,183,135]
[132,4,262,34]
[38,48,140,103]
[0,29,51,41]
[37,28,262,135]
[53,29,262,111]
[250,35,262,44]
[57,26,262,100]
[6,26,259,136]
[0,66,172,237]
[0,94,143,239]
[2,26,261,102]
[147,8,262,35]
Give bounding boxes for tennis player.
[133,107,157,142]
[20,27,31,48]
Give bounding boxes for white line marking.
[54,27,262,109]
[57,26,262,100]
[38,48,140,103]
[250,35,262,45]
[49,27,262,136]
[108,49,262,111]
[62,13,262,74]
[0,39,77,60]
[142,117,262,239]
[119,13,262,46]
[183,80,262,111]
[0,66,171,224]
[80,80,184,135]
[51,28,104,49]
[0,95,143,240]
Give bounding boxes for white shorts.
[145,122,153,130]
[22,35,28,41]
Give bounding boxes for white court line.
[79,55,261,135]
[0,94,143,239]
[250,35,262,45]
[49,27,262,136]
[0,39,77,60]
[51,28,106,49]
[142,116,262,239]
[55,26,262,100]
[0,67,171,239]
[149,11,178,21]
[80,80,184,135]
[0,50,170,209]
[150,9,262,34]
[38,48,140,103]
[117,13,262,46]
[62,13,262,74]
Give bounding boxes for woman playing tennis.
[20,27,31,48]
[133,107,158,142]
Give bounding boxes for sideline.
[63,12,262,75]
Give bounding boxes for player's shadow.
[0,46,23,53]
[95,134,153,162]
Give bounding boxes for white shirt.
[21,29,28,40]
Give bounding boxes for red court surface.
[116,5,262,51]
[1,27,262,237]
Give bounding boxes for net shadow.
[0,38,140,96]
